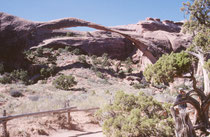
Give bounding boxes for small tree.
[53,75,77,90]
[181,0,209,34]
[144,51,209,135]
[181,0,210,95]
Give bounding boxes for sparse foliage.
[133,83,148,89]
[181,0,210,33]
[53,75,77,90]
[0,69,30,84]
[66,32,75,37]
[78,55,88,64]
[71,48,81,55]
[95,71,104,79]
[124,57,133,73]
[40,65,57,78]
[0,74,12,84]
[10,69,30,84]
[101,53,111,67]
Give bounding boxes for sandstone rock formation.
[0,12,192,70]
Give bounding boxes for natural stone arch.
[35,17,157,63]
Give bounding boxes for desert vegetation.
[144,0,210,136]
[53,74,77,90]
[96,91,174,137]
[0,0,209,137]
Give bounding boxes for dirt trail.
[4,110,105,137]
[50,128,104,137]
[49,111,105,137]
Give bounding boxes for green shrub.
[53,75,77,90]
[24,50,36,61]
[96,91,174,137]
[36,47,44,57]
[92,59,102,66]
[91,55,97,60]
[10,69,29,84]
[64,46,73,52]
[71,48,81,55]
[24,48,53,62]
[0,69,30,84]
[47,55,57,65]
[133,83,148,89]
[101,53,110,67]
[90,66,98,72]
[151,83,167,89]
[58,48,64,53]
[40,65,56,78]
[78,55,88,64]
[124,57,133,73]
[0,74,12,84]
[66,32,75,37]
[91,55,102,66]
[95,71,104,79]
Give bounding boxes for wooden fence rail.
[0,107,76,124]
[0,107,99,137]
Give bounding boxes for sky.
[0,0,189,31]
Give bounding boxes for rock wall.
[0,12,192,70]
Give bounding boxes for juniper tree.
[144,0,210,135]
[181,0,210,95]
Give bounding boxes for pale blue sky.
[0,0,188,30]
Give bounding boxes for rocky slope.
[0,13,192,137]
[0,12,192,70]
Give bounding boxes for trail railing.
[0,107,99,137]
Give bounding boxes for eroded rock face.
[0,12,192,70]
[112,18,192,58]
[0,13,37,70]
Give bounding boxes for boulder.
[10,90,24,97]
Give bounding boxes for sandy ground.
[2,111,105,137]
[50,128,104,137]
[50,111,105,137]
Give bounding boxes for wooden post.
[67,112,71,129]
[2,110,9,137]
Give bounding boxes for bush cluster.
[78,55,88,64]
[66,32,75,37]
[96,91,174,137]
[53,75,77,90]
[24,47,57,65]
[40,65,57,78]
[71,48,81,55]
[124,57,133,73]
[0,69,30,84]
[143,51,192,84]
[101,53,110,67]
[133,83,148,89]
[0,75,12,84]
